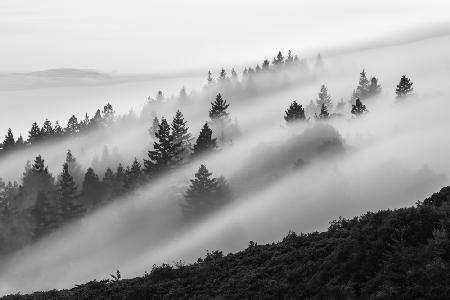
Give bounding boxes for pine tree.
[65,150,84,188]
[82,168,103,208]
[231,68,238,79]
[149,117,160,137]
[182,164,230,216]
[209,93,230,121]
[112,163,126,196]
[31,191,57,237]
[193,123,217,156]
[171,110,193,161]
[57,163,83,221]
[285,50,294,65]
[318,103,330,120]
[102,168,114,200]
[316,85,333,112]
[15,135,25,148]
[90,109,103,128]
[219,68,227,82]
[3,128,15,151]
[207,70,214,85]
[272,51,284,66]
[125,158,142,190]
[179,87,188,100]
[54,121,64,137]
[41,119,54,138]
[144,118,180,178]
[66,115,79,135]
[102,103,115,125]
[284,101,306,123]
[395,75,414,98]
[262,59,270,71]
[351,98,368,116]
[255,64,261,73]
[356,69,369,99]
[28,122,42,144]
[368,77,381,97]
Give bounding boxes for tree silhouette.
[209,94,230,121]
[182,164,231,217]
[193,123,217,157]
[125,158,143,190]
[57,163,83,221]
[2,129,15,151]
[66,115,79,135]
[82,168,103,208]
[318,103,330,120]
[396,75,414,98]
[41,119,54,138]
[28,122,42,144]
[316,85,333,112]
[351,98,368,116]
[171,110,193,162]
[284,101,306,123]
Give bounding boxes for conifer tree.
[90,109,103,128]
[351,98,368,116]
[368,77,381,97]
[193,123,217,156]
[102,168,114,200]
[272,51,284,66]
[209,93,230,121]
[3,128,15,151]
[305,100,317,118]
[41,119,54,138]
[112,163,126,196]
[66,115,79,135]
[53,121,64,137]
[28,122,42,144]
[231,68,238,79]
[284,101,306,123]
[15,135,25,148]
[171,110,193,161]
[255,65,261,72]
[149,117,160,137]
[207,70,214,85]
[316,85,333,112]
[179,86,188,100]
[102,103,115,125]
[318,103,330,120]
[57,163,83,221]
[144,118,181,177]
[355,69,369,99]
[219,68,227,82]
[65,150,84,188]
[125,158,142,190]
[395,75,414,98]
[82,168,103,208]
[31,191,57,237]
[285,50,294,65]
[182,164,231,216]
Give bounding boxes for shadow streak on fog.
[0,34,450,294]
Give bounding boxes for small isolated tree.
[368,77,382,97]
[351,98,368,117]
[182,164,231,217]
[218,68,228,82]
[284,101,306,123]
[396,75,414,99]
[318,103,330,120]
[316,84,333,112]
[209,93,230,121]
[193,123,217,157]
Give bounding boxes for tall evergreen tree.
[28,122,42,144]
[182,164,231,217]
[41,119,54,138]
[193,123,217,156]
[272,51,284,66]
[395,75,414,98]
[53,121,64,137]
[171,110,193,161]
[65,150,84,189]
[148,117,160,137]
[284,101,306,123]
[125,158,143,190]
[207,70,214,85]
[262,59,270,71]
[3,128,15,151]
[82,168,103,208]
[66,115,79,135]
[316,85,333,112]
[15,135,25,148]
[112,163,126,196]
[318,103,330,120]
[231,68,238,79]
[351,98,368,117]
[285,50,294,65]
[209,93,230,121]
[31,191,57,237]
[218,68,227,82]
[102,103,115,125]
[57,163,83,221]
[144,118,181,178]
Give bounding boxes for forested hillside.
[3,186,450,299]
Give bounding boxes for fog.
[0,31,450,294]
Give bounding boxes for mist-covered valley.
[0,28,449,297]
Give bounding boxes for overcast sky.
[1,0,449,73]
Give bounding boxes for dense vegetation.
[3,186,449,299]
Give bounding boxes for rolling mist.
[0,30,449,295]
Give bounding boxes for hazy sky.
[1,0,449,73]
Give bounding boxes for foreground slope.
[3,186,450,299]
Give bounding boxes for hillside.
[3,186,450,299]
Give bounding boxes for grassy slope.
[3,186,450,300]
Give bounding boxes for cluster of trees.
[0,94,236,257]
[0,103,115,155]
[351,69,382,101]
[7,186,450,299]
